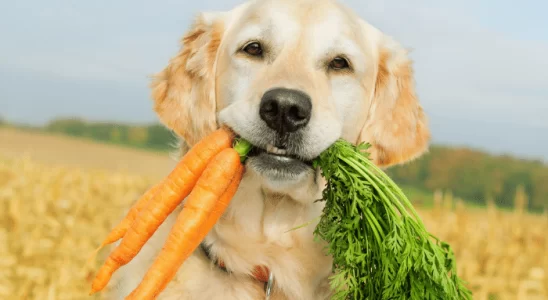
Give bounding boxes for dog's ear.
[150,12,225,146]
[358,35,431,168]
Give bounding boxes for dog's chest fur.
[110,170,334,300]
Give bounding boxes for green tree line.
[5,117,547,211]
[386,146,547,212]
[44,118,177,151]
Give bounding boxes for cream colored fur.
[108,0,431,299]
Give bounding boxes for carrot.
[84,183,161,270]
[89,128,234,294]
[125,148,244,299]
[100,183,161,249]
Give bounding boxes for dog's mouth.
[247,144,314,167]
[240,138,315,180]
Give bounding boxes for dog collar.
[200,243,274,298]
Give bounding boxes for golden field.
[0,128,546,299]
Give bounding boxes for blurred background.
[1,0,546,299]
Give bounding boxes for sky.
[1,0,547,161]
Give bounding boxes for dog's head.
[152,0,430,193]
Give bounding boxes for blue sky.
[1,0,547,161]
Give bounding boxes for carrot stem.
[233,138,253,162]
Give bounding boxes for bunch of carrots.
[89,126,472,299]
[89,127,252,299]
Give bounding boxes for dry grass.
[0,129,546,299]
[0,128,171,299]
[0,154,156,299]
[420,192,548,300]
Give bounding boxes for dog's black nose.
[259,88,312,133]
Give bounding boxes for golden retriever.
[109,0,430,299]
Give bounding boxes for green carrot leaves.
[313,139,472,300]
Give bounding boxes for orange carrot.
[125,148,244,299]
[90,128,234,294]
[84,183,161,269]
[156,167,244,294]
[100,183,161,249]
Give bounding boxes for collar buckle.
[264,271,274,300]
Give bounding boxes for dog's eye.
[329,57,350,70]
[242,42,263,57]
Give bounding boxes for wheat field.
[0,128,546,299]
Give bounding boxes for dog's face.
[151,0,430,194]
[216,0,372,188]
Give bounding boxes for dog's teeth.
[266,144,287,155]
[276,148,287,155]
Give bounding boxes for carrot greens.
[312,139,472,300]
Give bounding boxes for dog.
[109,0,430,299]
